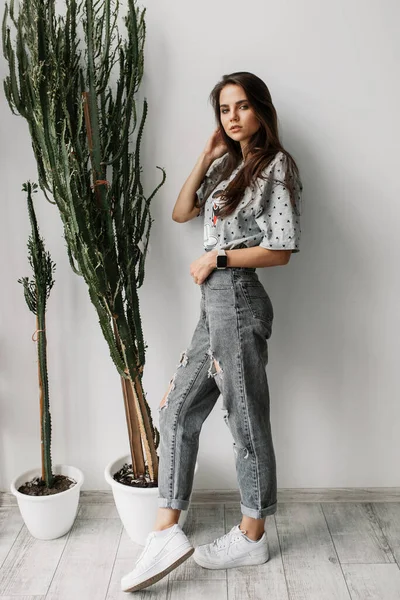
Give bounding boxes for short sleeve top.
[196,151,303,253]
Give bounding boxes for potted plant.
[3,0,193,544]
[10,182,84,540]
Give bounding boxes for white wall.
[1,0,399,491]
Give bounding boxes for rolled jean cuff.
[241,501,277,519]
[158,497,190,511]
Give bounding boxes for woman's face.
[219,84,260,152]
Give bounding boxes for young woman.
[121,71,303,593]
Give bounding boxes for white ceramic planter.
[10,464,84,540]
[105,454,197,546]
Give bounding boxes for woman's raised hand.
[203,128,228,161]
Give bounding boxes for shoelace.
[213,525,247,550]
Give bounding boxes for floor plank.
[276,503,352,600]
[283,562,353,600]
[225,504,289,600]
[106,529,168,600]
[343,564,400,599]
[0,596,46,599]
[45,519,122,600]
[77,503,120,519]
[322,502,395,563]
[0,527,68,596]
[372,503,400,565]
[170,504,226,581]
[0,508,24,568]
[167,579,227,600]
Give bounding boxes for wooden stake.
[36,314,45,482]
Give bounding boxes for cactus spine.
[19,182,56,488]
[3,0,165,481]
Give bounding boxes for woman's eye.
[240,104,248,110]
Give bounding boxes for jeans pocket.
[205,266,234,289]
[241,282,274,326]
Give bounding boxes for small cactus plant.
[18,182,56,488]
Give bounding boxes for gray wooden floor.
[1,500,400,599]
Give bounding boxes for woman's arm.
[172,152,214,223]
[225,246,292,267]
[190,247,292,285]
[172,128,228,223]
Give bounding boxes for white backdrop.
[1,0,399,491]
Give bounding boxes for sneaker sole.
[193,550,269,570]
[122,547,195,593]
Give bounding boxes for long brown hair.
[197,71,301,218]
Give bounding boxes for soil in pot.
[113,463,158,488]
[18,474,76,496]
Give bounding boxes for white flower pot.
[10,464,84,540]
[104,454,197,546]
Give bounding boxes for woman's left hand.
[190,251,217,285]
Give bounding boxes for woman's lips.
[230,127,241,132]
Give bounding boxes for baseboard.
[2,487,400,507]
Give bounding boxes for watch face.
[217,255,228,268]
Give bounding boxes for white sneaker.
[121,524,194,592]
[193,524,269,569]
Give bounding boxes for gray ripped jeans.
[158,267,277,519]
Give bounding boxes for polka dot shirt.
[196,151,303,254]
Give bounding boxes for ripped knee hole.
[159,350,189,410]
[207,348,223,379]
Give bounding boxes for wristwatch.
[216,248,228,270]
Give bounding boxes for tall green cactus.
[3,0,165,481]
[19,182,56,488]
